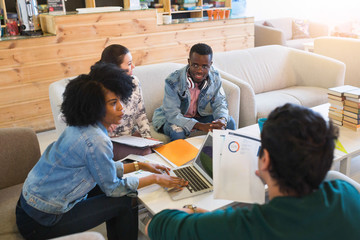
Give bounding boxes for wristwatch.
[219,117,228,126]
[183,204,197,213]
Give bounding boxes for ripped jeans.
[163,115,236,141]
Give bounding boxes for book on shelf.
[153,139,198,167]
[329,106,344,113]
[328,85,358,97]
[343,120,360,131]
[345,96,360,103]
[328,113,343,122]
[329,109,343,118]
[344,88,360,99]
[343,110,360,119]
[344,105,360,114]
[330,119,343,126]
[344,100,360,108]
[343,115,360,124]
[328,98,344,107]
[328,94,345,101]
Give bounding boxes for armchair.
[314,37,360,87]
[255,17,329,50]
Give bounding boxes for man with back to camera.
[152,43,236,141]
[146,103,360,240]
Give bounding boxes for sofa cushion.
[292,19,310,39]
[213,47,296,94]
[0,184,23,239]
[286,38,313,50]
[255,86,328,119]
[262,18,293,40]
[262,21,274,27]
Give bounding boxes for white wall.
[246,0,360,26]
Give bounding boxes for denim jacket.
[152,65,229,135]
[22,122,139,215]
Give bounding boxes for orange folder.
[153,139,199,167]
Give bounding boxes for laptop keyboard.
[173,167,210,193]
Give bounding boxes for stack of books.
[327,85,358,126]
[343,88,360,131]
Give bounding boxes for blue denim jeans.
[163,115,236,141]
[16,186,138,240]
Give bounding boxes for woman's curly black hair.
[260,103,339,197]
[61,63,135,126]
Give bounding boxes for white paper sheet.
[213,130,265,204]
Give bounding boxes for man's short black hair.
[61,63,134,127]
[189,43,213,60]
[260,103,339,196]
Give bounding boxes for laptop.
[167,132,214,200]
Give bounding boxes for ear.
[259,148,271,171]
[188,58,191,65]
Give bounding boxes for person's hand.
[194,122,213,132]
[178,207,209,214]
[140,162,171,175]
[155,174,188,189]
[108,124,117,137]
[210,118,226,130]
[132,131,142,137]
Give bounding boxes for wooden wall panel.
[0,9,254,132]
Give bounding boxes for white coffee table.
[136,135,233,215]
[312,104,360,176]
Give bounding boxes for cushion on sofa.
[255,86,328,119]
[213,46,296,94]
[292,19,310,39]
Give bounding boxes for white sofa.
[49,62,240,143]
[314,37,360,87]
[255,17,329,50]
[213,45,346,127]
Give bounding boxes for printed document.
[213,130,265,204]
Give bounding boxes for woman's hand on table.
[140,162,171,175]
[154,174,188,189]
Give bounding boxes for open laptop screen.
[194,134,213,179]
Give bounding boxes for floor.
[36,129,360,240]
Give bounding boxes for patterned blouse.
[109,76,152,138]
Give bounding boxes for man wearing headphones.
[152,43,236,141]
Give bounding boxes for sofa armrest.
[49,77,76,137]
[221,79,240,129]
[0,128,40,189]
[255,24,286,47]
[309,21,329,38]
[289,49,345,88]
[218,70,257,127]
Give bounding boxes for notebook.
[167,132,214,200]
[111,135,163,148]
[153,139,199,167]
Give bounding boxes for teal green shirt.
[148,180,360,240]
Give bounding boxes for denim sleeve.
[162,81,197,134]
[86,135,139,197]
[210,76,230,122]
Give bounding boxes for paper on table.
[111,135,163,148]
[213,130,265,204]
